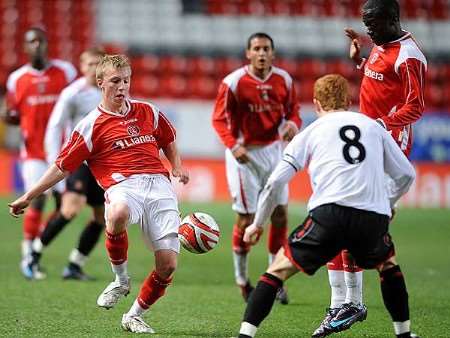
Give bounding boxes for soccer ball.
[178,212,220,254]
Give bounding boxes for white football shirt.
[253,110,415,227]
[45,77,101,163]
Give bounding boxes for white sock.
[344,270,363,305]
[68,248,87,267]
[112,261,129,284]
[268,253,276,266]
[31,238,43,253]
[328,270,346,308]
[393,320,410,335]
[21,239,32,259]
[127,299,147,317]
[239,322,258,337]
[233,252,248,286]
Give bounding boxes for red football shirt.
[359,32,427,156]
[212,66,302,149]
[56,99,176,190]
[6,60,77,159]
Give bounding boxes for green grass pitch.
[1,196,449,337]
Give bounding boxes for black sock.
[379,265,409,322]
[77,221,104,256]
[40,214,71,246]
[396,333,412,338]
[242,273,283,327]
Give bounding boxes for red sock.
[137,270,172,309]
[327,252,344,270]
[105,230,128,265]
[267,223,287,255]
[23,207,42,240]
[342,250,363,272]
[232,224,250,254]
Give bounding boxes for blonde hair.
[314,74,350,111]
[96,54,131,80]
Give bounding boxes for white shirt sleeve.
[252,160,298,228]
[45,89,73,164]
[382,130,416,207]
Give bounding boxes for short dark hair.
[363,0,400,21]
[247,32,275,50]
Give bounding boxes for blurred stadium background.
[0,0,449,208]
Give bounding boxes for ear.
[313,98,322,112]
[97,78,103,88]
[245,49,251,60]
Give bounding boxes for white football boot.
[97,278,130,309]
[121,314,155,334]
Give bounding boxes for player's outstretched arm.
[8,164,68,217]
[244,160,297,245]
[382,131,416,207]
[344,28,363,66]
[162,141,189,185]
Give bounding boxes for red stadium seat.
[188,56,216,76]
[186,75,218,99]
[159,55,189,76]
[297,59,325,79]
[325,59,355,80]
[215,57,244,79]
[132,74,160,98]
[132,55,160,75]
[159,74,188,98]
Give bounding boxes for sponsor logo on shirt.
[119,118,138,125]
[370,52,379,64]
[112,134,156,150]
[26,94,59,105]
[364,68,384,81]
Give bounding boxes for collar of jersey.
[245,65,273,83]
[98,99,131,117]
[380,30,411,49]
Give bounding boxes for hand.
[243,224,263,245]
[390,208,396,222]
[280,122,298,142]
[172,167,189,184]
[232,145,250,164]
[8,195,31,218]
[344,28,362,65]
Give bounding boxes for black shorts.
[284,203,395,275]
[66,164,105,207]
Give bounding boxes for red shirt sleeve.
[285,82,302,129]
[55,130,91,172]
[380,58,426,129]
[155,112,176,149]
[212,82,238,149]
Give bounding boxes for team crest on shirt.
[370,52,379,64]
[127,125,140,136]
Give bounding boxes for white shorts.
[104,174,180,253]
[21,159,65,193]
[225,141,288,214]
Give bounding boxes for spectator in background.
[27,47,105,280]
[315,1,427,337]
[1,27,77,279]
[9,54,189,334]
[212,32,301,304]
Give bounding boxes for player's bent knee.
[270,205,288,226]
[377,255,398,272]
[236,213,254,229]
[107,203,130,229]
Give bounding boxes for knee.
[60,204,79,219]
[377,255,398,273]
[270,206,288,226]
[107,203,129,231]
[156,261,177,280]
[236,214,253,229]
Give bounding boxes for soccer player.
[237,74,417,338]
[1,27,77,279]
[316,1,427,335]
[9,54,189,333]
[212,32,301,304]
[27,47,105,280]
